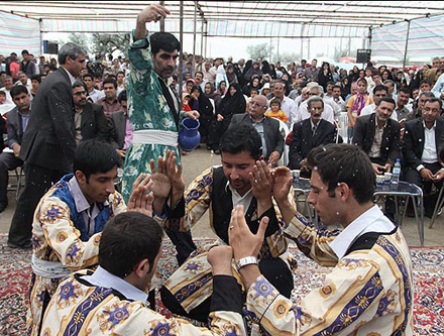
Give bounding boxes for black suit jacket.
[289,118,336,169]
[353,114,401,166]
[78,102,110,142]
[6,107,26,147]
[19,67,76,172]
[109,110,127,149]
[402,117,444,170]
[229,114,284,159]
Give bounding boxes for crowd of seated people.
[0,17,442,334]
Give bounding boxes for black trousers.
[8,164,66,247]
[0,152,23,203]
[404,162,442,213]
[161,256,294,323]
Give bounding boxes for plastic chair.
[277,119,290,167]
[7,167,24,200]
[337,112,348,143]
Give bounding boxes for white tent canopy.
[1,1,444,64]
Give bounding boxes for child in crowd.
[265,98,288,123]
[181,93,192,112]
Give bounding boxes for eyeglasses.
[73,91,86,96]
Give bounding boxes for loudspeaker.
[356,49,371,63]
[43,40,59,54]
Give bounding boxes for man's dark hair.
[83,73,93,81]
[117,90,127,103]
[419,79,432,87]
[326,81,335,87]
[150,32,180,55]
[103,77,117,89]
[424,96,443,107]
[376,97,396,107]
[399,87,411,96]
[307,144,375,204]
[0,91,6,96]
[116,70,125,77]
[373,85,388,95]
[73,139,121,180]
[10,85,28,98]
[332,85,341,91]
[21,49,29,56]
[72,80,86,91]
[220,124,262,160]
[31,74,41,83]
[93,72,102,80]
[99,212,164,278]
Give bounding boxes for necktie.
[312,124,317,135]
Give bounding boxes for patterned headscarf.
[352,78,368,116]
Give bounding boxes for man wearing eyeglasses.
[230,94,284,165]
[403,97,444,217]
[289,96,336,175]
[27,139,157,335]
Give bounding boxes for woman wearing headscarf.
[211,83,247,153]
[317,61,334,91]
[346,78,373,142]
[243,74,262,97]
[226,64,238,85]
[187,85,214,149]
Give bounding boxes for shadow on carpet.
[0,234,443,335]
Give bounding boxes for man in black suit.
[0,86,30,212]
[110,90,133,161]
[229,94,283,165]
[289,96,336,175]
[8,42,87,248]
[72,81,110,145]
[353,97,400,175]
[402,97,444,217]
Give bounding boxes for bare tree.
[90,33,131,58]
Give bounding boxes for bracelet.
[235,256,258,272]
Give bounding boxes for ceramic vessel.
[179,117,201,152]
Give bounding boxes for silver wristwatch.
[235,256,258,272]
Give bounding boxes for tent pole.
[179,1,184,99]
[159,1,165,32]
[402,20,411,69]
[192,1,197,73]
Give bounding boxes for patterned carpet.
[0,234,443,335]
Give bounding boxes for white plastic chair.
[277,119,290,167]
[337,112,348,143]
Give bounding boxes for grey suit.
[109,110,127,149]
[9,67,76,247]
[0,107,26,204]
[229,114,284,161]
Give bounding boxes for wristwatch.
[131,38,149,49]
[235,256,258,272]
